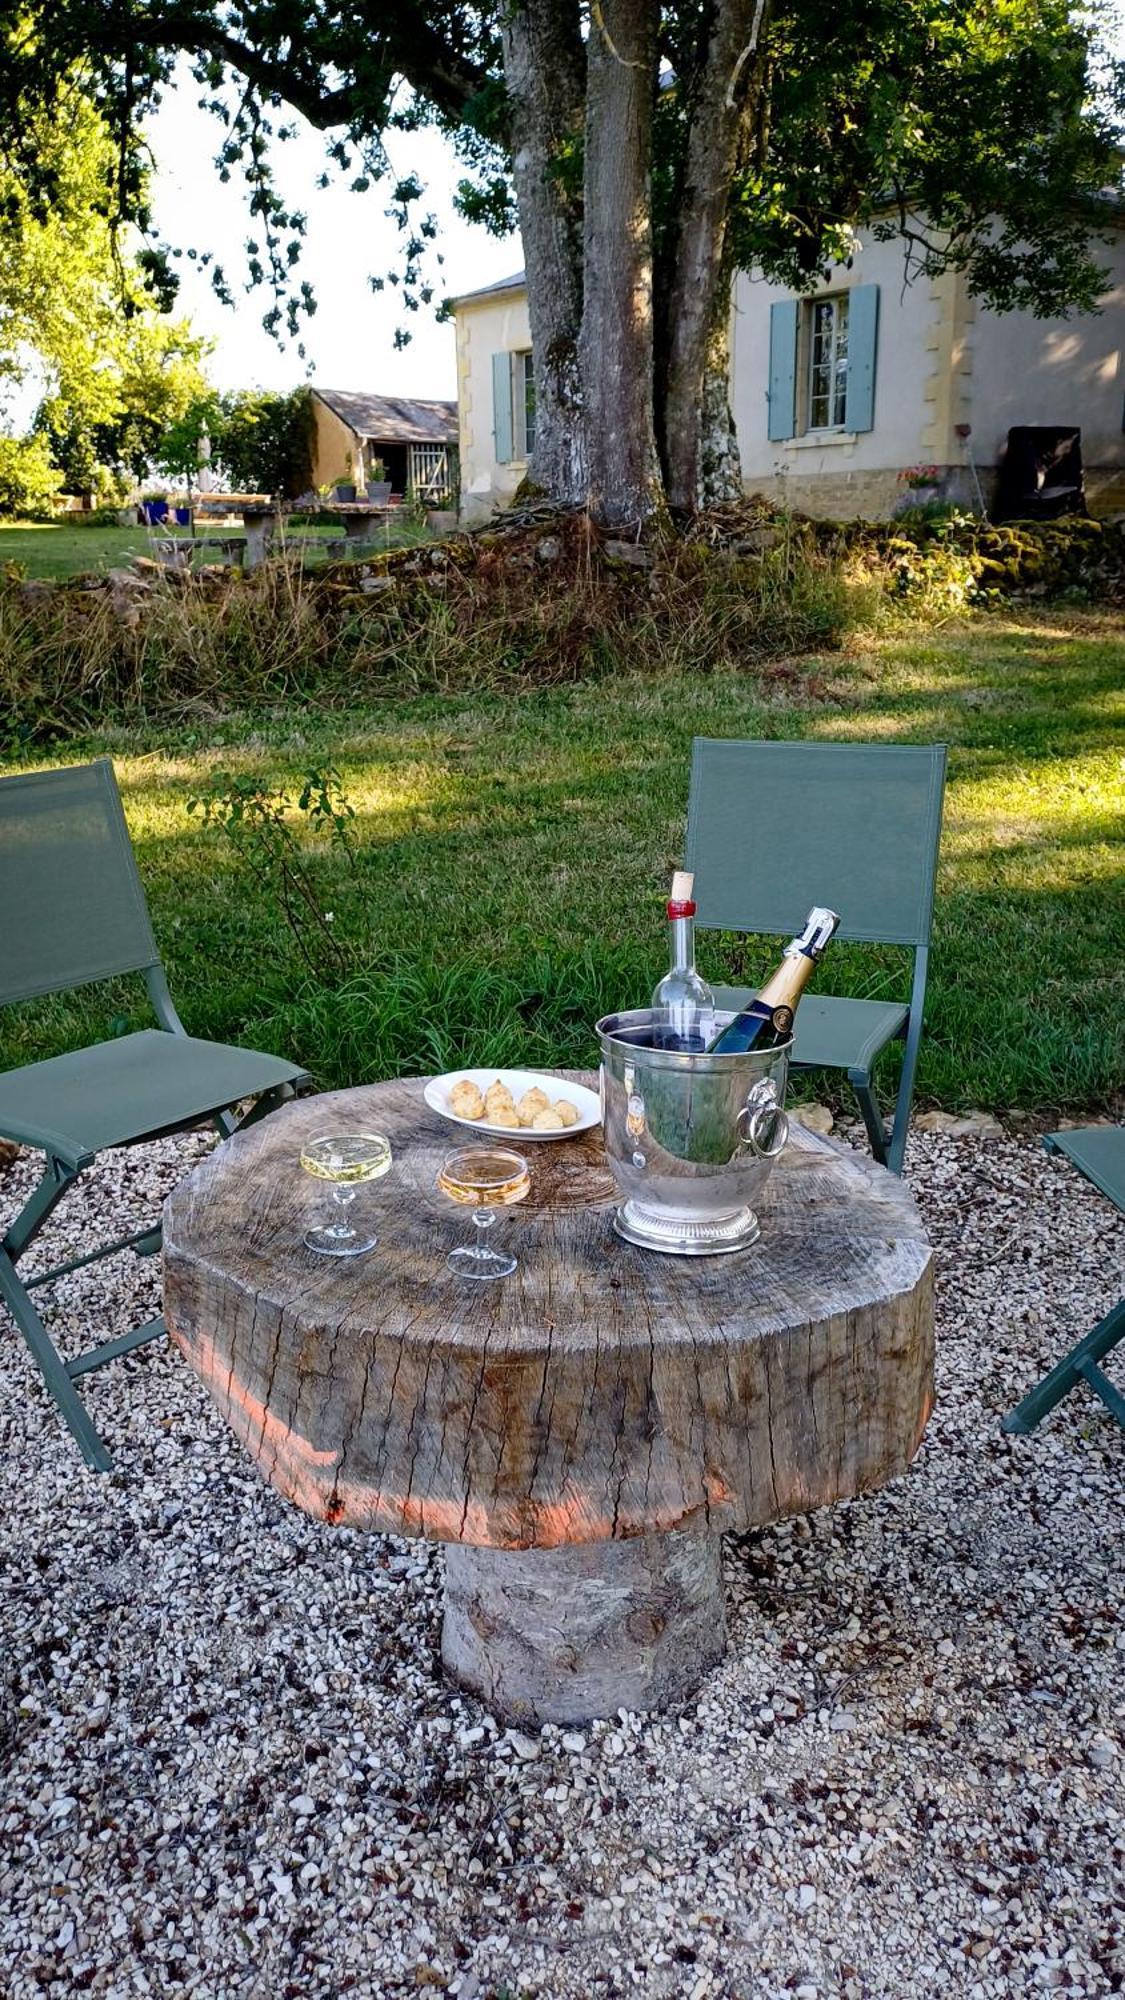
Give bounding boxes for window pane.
[807,296,849,431]
[833,296,850,427]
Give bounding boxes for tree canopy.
[0,54,214,493]
[1,0,1120,518]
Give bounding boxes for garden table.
[163,1078,934,1723]
[193,499,396,568]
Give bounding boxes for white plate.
[424,1069,601,1141]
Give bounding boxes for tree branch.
[86,5,493,134]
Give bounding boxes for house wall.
[455,224,1125,521]
[968,231,1125,513]
[311,395,359,491]
[455,289,533,522]
[732,240,954,518]
[733,226,1125,517]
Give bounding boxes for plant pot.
[366,482,392,504]
[174,506,191,527]
[143,499,168,524]
[333,483,357,504]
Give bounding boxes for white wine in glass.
[300,1133,392,1256]
[437,1146,530,1279]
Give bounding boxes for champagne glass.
[437,1146,530,1279]
[300,1132,392,1256]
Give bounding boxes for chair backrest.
[685,739,947,948]
[0,759,160,1006]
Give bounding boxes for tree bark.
[164,1078,934,1551]
[442,1532,727,1723]
[580,0,661,526]
[698,289,744,504]
[659,0,772,511]
[502,0,589,503]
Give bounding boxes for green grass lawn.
[0,515,428,578]
[2,608,1122,1115]
[0,520,160,578]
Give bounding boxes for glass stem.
[473,1209,495,1236]
[329,1184,356,1236]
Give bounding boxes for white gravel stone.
[1,1125,1122,1999]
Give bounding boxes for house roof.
[313,389,458,444]
[450,270,527,309]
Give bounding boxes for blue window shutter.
[767,300,799,441]
[492,352,514,463]
[846,285,879,432]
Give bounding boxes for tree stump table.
[163,1078,934,1724]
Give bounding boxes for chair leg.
[848,1069,890,1167]
[0,1245,113,1472]
[886,991,926,1176]
[2,1159,164,1472]
[1002,1298,1125,1436]
[211,1080,300,1146]
[1,1086,300,1470]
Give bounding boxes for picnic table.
[192,495,397,569]
[163,1077,934,1723]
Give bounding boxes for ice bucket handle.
[736,1077,789,1160]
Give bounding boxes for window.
[491,348,536,464]
[807,294,849,431]
[767,285,878,442]
[513,351,535,459]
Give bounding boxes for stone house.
[310,389,459,503]
[452,223,1125,520]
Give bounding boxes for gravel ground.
[1,1126,1122,2000]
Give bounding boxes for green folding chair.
[0,758,310,1472]
[685,738,947,1174]
[1002,1127,1125,1435]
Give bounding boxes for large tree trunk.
[659,0,771,511]
[698,293,744,504]
[580,0,661,526]
[502,0,588,503]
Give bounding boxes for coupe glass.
[436,1146,530,1279]
[299,1132,392,1256]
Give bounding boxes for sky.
[146,63,523,400]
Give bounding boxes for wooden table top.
[164,1077,934,1549]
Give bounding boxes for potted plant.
[333,454,358,504]
[365,456,392,505]
[896,464,943,506]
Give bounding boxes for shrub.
[217,386,316,498]
[0,513,870,739]
[0,434,64,517]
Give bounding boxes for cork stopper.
[667,868,696,917]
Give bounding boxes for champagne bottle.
[651,870,716,1051]
[705,906,840,1054]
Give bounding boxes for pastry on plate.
[450,1079,487,1121]
[532,1106,565,1131]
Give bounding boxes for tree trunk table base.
[164,1076,934,1725]
[442,1530,726,1724]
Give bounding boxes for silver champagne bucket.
[596,1008,791,1255]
